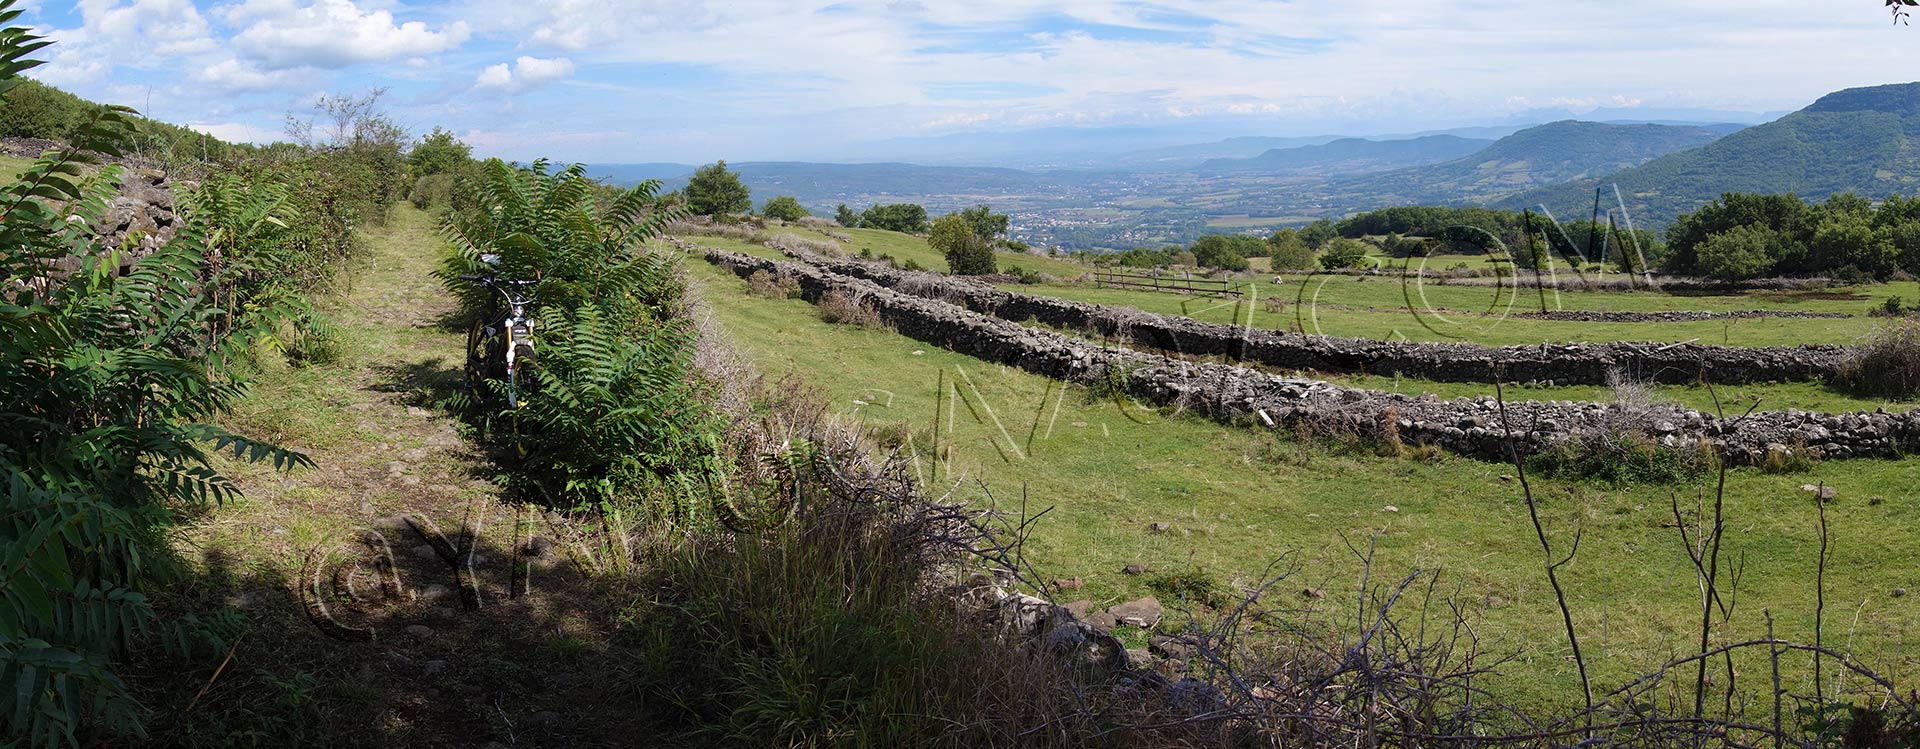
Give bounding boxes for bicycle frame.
[462,270,538,405]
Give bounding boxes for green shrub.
[761,195,808,222]
[1526,435,1713,487]
[439,160,719,510]
[1,21,312,740]
[408,172,455,210]
[1319,238,1371,269]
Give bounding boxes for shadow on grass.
[370,356,464,409]
[130,507,646,747]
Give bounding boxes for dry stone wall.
[698,245,1920,465]
[1517,310,1852,323]
[781,251,1848,387]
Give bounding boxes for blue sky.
[16,1,1920,163]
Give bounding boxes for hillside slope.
[1195,134,1493,176]
[1332,120,1725,205]
[1501,82,1920,224]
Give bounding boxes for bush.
[761,195,808,222]
[1874,295,1909,317]
[1,26,316,740]
[439,160,718,509]
[745,270,802,299]
[408,172,455,210]
[858,203,929,233]
[1319,238,1371,269]
[1835,319,1920,398]
[819,289,883,328]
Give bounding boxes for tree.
[955,204,1010,240]
[835,203,858,227]
[408,127,472,177]
[1267,229,1316,270]
[1811,214,1900,278]
[685,160,752,216]
[858,203,929,233]
[762,195,808,222]
[1319,238,1371,269]
[1695,226,1778,280]
[1190,235,1251,271]
[1299,219,1338,249]
[929,213,996,275]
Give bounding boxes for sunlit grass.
[683,252,1920,709]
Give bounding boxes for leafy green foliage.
[834,203,857,227]
[857,202,928,233]
[953,203,1009,240]
[928,212,996,276]
[1298,219,1337,249]
[438,160,722,510]
[1189,234,1259,270]
[685,160,751,216]
[408,126,472,177]
[1319,238,1371,269]
[1663,192,1920,280]
[1266,228,1316,270]
[1,12,316,741]
[1693,224,1780,280]
[760,195,807,221]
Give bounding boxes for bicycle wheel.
[464,320,490,399]
[505,343,537,461]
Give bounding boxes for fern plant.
[437,159,725,511]
[1,6,310,744]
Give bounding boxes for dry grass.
[763,231,843,257]
[743,269,801,299]
[1835,318,1920,398]
[818,288,883,328]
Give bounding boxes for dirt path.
[134,205,641,747]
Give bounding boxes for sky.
[15,1,1920,164]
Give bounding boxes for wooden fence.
[1093,269,1246,298]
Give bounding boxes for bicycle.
[461,254,539,459]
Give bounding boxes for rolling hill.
[1331,120,1728,205]
[1501,82,1920,225]
[1195,134,1493,176]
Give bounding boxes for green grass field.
[1024,280,1891,347]
[1,154,31,180]
[791,223,1091,278]
[680,250,1920,707]
[716,222,1917,348]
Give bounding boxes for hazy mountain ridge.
[1329,120,1728,206]
[1195,135,1494,176]
[1501,82,1920,225]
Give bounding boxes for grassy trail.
[134,205,637,746]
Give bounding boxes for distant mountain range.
[1503,82,1920,225]
[1329,120,1731,205]
[1195,135,1494,176]
[582,84,1920,250]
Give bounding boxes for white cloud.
[196,57,305,92]
[473,56,576,93]
[189,121,285,144]
[34,0,215,84]
[222,0,471,71]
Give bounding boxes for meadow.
[675,239,1920,708]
